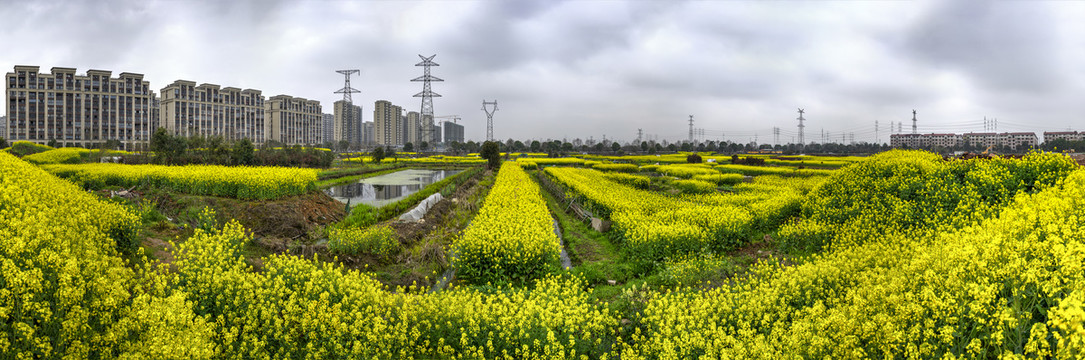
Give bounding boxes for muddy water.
[324,169,461,208]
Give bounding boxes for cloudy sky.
[3,0,1085,144]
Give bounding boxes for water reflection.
[324,169,461,208]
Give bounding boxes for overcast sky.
[3,0,1085,144]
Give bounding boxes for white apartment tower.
[265,95,323,145]
[5,66,156,150]
[159,80,265,143]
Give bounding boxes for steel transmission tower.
[412,54,443,143]
[637,128,643,143]
[334,70,361,144]
[797,108,806,150]
[911,109,917,134]
[688,115,694,143]
[482,100,498,141]
[773,127,780,146]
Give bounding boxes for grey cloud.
[905,0,1062,93]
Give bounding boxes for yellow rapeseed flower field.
[41,162,318,200]
[454,162,561,284]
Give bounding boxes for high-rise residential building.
[0,115,6,139]
[159,80,265,143]
[333,100,362,145]
[363,121,374,146]
[425,114,441,144]
[406,111,421,146]
[443,121,464,143]
[322,113,333,146]
[265,95,322,145]
[373,100,403,146]
[5,66,156,150]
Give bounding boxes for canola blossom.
[620,151,1085,359]
[0,152,215,359]
[41,162,318,200]
[454,162,562,284]
[6,148,1085,358]
[545,167,754,261]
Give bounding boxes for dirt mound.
[156,191,346,241]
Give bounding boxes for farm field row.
[5,149,1085,358]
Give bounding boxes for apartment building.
[0,115,6,138]
[322,113,333,145]
[362,121,374,146]
[443,121,464,143]
[373,100,403,146]
[923,133,962,148]
[889,133,921,148]
[962,132,1000,148]
[1044,131,1083,143]
[333,100,362,145]
[1001,132,1038,149]
[892,131,1037,151]
[5,66,156,150]
[265,95,322,145]
[159,80,265,143]
[406,111,421,145]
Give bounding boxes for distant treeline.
[139,128,334,167]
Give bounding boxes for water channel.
[324,169,461,208]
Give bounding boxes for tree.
[611,142,621,153]
[667,144,677,152]
[47,138,58,148]
[420,141,429,152]
[385,146,398,162]
[0,137,7,149]
[403,142,414,152]
[371,146,385,163]
[530,140,542,153]
[232,138,255,166]
[687,153,703,163]
[641,141,648,152]
[481,141,501,169]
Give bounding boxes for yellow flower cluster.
[778,150,1077,253]
[655,163,719,178]
[170,219,616,358]
[515,157,585,166]
[545,167,754,261]
[602,172,651,189]
[622,152,1085,359]
[41,162,318,200]
[0,152,214,359]
[454,162,561,284]
[21,147,91,164]
[692,173,744,185]
[716,163,832,177]
[591,163,639,173]
[328,224,399,256]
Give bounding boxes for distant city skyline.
[3,0,1085,144]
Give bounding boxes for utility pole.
[875,120,879,144]
[482,100,498,141]
[412,54,443,144]
[797,108,806,151]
